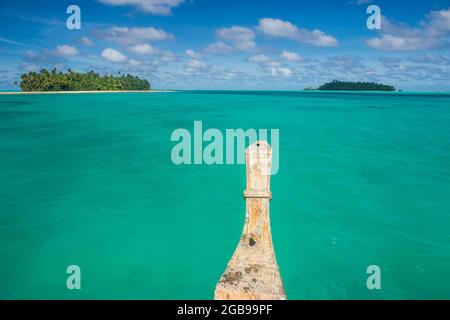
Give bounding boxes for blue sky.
[0,0,449,91]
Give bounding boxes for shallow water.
[0,91,449,299]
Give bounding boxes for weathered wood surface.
[215,141,286,300]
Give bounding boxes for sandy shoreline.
[0,90,173,95]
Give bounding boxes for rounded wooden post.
[214,141,286,300]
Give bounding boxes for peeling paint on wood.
[214,141,287,300]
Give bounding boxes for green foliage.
[317,80,396,91]
[20,69,151,92]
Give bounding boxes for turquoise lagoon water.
[0,91,449,299]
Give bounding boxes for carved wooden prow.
[214,141,286,300]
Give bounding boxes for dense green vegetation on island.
[317,80,396,91]
[20,69,150,92]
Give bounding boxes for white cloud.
[249,54,292,78]
[249,54,272,64]
[216,26,256,51]
[184,59,210,74]
[259,18,298,38]
[409,54,450,65]
[185,49,201,59]
[223,68,239,80]
[367,8,450,51]
[205,26,256,54]
[367,35,425,51]
[322,54,372,74]
[127,44,175,64]
[161,51,177,62]
[95,26,174,45]
[55,45,79,57]
[204,41,234,55]
[98,0,184,16]
[127,59,142,67]
[101,48,128,63]
[80,36,94,46]
[129,43,159,55]
[258,18,338,47]
[427,7,450,32]
[271,67,292,78]
[281,50,302,62]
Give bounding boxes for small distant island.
[20,69,150,92]
[314,80,396,92]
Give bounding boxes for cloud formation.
[98,0,184,16]
[80,37,94,46]
[367,8,450,51]
[249,54,293,78]
[9,2,450,91]
[205,26,256,54]
[258,18,338,47]
[56,45,79,57]
[95,26,174,45]
[216,26,256,51]
[19,45,79,71]
[101,48,128,63]
[185,49,201,59]
[281,50,302,62]
[129,43,159,55]
[184,59,210,74]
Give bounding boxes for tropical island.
[19,69,151,92]
[315,80,396,91]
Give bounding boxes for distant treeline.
[317,80,396,91]
[20,69,151,92]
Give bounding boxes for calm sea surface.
[0,91,449,299]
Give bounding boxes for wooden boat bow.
[215,141,286,300]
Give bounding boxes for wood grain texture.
[215,141,286,300]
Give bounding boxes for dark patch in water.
[0,101,31,106]
[0,110,42,117]
[366,105,391,109]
